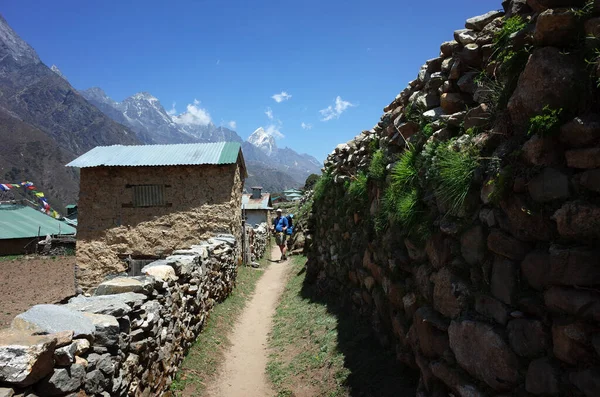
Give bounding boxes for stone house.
[242,187,273,227]
[66,142,246,291]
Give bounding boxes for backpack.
[286,215,293,228]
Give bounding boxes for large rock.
[549,246,600,287]
[460,225,486,265]
[565,148,600,169]
[534,8,579,47]
[454,29,478,45]
[552,320,594,365]
[487,229,530,260]
[570,367,600,397]
[508,47,582,129]
[0,329,56,387]
[429,360,486,397]
[425,233,453,269]
[526,358,560,395]
[559,115,600,148]
[522,135,563,166]
[490,256,518,305]
[141,263,177,282]
[507,319,550,357]
[440,40,460,57]
[35,364,85,396]
[545,287,600,322]
[553,201,600,240]
[466,10,505,31]
[576,169,600,193]
[440,93,468,114]
[66,292,146,317]
[413,307,450,359]
[0,388,14,397]
[432,268,471,318]
[82,313,119,347]
[12,305,95,340]
[475,295,510,325]
[448,320,519,391]
[521,250,551,290]
[528,168,570,202]
[94,277,150,296]
[463,104,491,130]
[458,44,481,68]
[499,195,553,241]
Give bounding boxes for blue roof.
[66,142,244,168]
[0,204,76,239]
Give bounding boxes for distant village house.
[67,142,246,292]
[242,187,273,227]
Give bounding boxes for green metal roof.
[65,142,243,168]
[66,204,77,209]
[0,204,76,239]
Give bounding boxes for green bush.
[493,16,527,56]
[390,147,418,191]
[368,138,380,153]
[346,172,369,207]
[304,174,320,190]
[434,145,480,216]
[527,106,563,137]
[368,150,387,181]
[313,173,333,203]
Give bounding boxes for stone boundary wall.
[0,235,240,397]
[249,223,268,263]
[308,1,600,396]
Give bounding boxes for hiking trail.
[205,244,291,397]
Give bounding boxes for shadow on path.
[298,265,418,397]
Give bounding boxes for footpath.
[204,244,290,397]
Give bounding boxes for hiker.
[271,208,288,261]
[286,213,294,252]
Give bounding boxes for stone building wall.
[0,236,240,396]
[76,163,243,292]
[307,1,600,396]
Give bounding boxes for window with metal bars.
[132,185,166,207]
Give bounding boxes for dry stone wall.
[0,235,238,397]
[307,1,600,396]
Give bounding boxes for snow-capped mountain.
[247,127,277,156]
[80,87,320,187]
[80,88,242,144]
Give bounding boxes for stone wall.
[76,163,243,292]
[249,223,268,263]
[0,235,238,396]
[307,2,600,396]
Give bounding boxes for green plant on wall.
[313,172,334,203]
[527,106,563,137]
[368,149,387,182]
[345,172,369,210]
[390,147,418,191]
[493,16,527,59]
[434,144,480,216]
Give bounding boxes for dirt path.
[205,244,290,397]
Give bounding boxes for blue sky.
[3,0,500,162]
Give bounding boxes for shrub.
[346,172,369,208]
[368,138,380,153]
[527,106,563,137]
[304,174,320,190]
[390,147,418,191]
[368,150,387,181]
[313,173,333,203]
[434,145,480,216]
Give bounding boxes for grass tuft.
[368,150,387,182]
[346,172,369,209]
[313,173,334,203]
[434,145,479,216]
[390,147,418,192]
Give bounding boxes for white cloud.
[301,122,313,130]
[172,99,212,126]
[265,107,274,120]
[167,102,177,116]
[265,124,284,139]
[271,91,292,103]
[228,120,237,129]
[319,96,355,121]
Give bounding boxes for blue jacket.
[273,216,288,232]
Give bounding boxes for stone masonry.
[0,235,240,396]
[307,1,600,396]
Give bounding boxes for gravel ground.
[0,255,76,328]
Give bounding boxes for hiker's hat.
[276,208,282,213]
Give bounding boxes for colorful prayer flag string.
[0,181,60,218]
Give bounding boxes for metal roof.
[65,142,243,168]
[0,204,76,239]
[242,193,273,210]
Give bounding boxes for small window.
[133,185,165,207]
